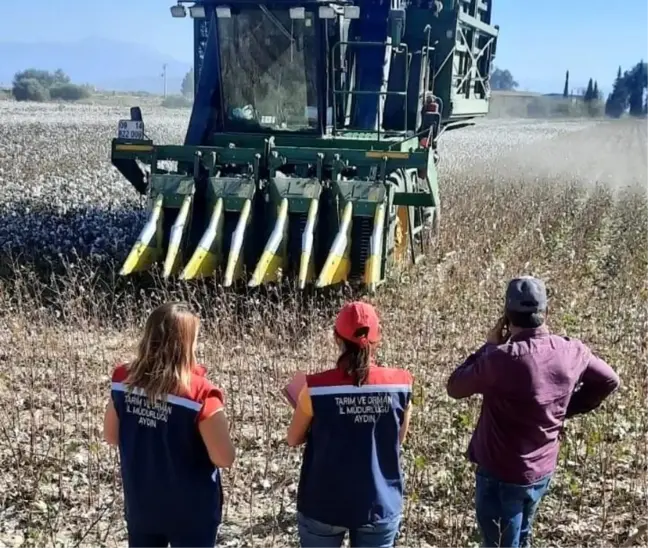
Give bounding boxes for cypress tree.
[584,78,594,101]
[563,70,570,97]
[605,66,628,118]
[627,61,647,117]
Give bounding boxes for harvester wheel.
[387,170,411,270]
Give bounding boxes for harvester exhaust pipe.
[249,198,289,287]
[179,198,224,281]
[120,194,164,275]
[298,198,319,289]
[316,201,353,288]
[163,195,193,278]
[223,199,252,287]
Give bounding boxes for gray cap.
[505,276,547,313]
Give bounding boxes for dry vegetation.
[0,102,646,548]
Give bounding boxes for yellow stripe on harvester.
[223,199,252,287]
[114,144,154,152]
[163,194,193,278]
[120,194,164,275]
[180,198,224,280]
[298,198,319,289]
[249,198,289,287]
[316,201,353,288]
[363,203,386,293]
[365,150,410,159]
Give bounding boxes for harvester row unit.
[111,0,498,292]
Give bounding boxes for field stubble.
[0,103,646,547]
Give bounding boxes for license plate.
[117,120,145,140]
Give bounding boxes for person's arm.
[103,399,119,446]
[566,349,620,418]
[198,409,236,468]
[446,343,496,399]
[399,402,412,444]
[287,386,313,447]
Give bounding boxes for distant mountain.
[0,37,191,94]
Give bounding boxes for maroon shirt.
[447,326,620,485]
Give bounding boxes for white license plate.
[117,119,145,140]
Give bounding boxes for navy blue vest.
[297,365,413,528]
[111,364,223,534]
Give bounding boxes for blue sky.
[0,0,646,95]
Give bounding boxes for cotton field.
[0,100,645,547]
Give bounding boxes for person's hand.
[486,316,509,345]
[558,424,567,442]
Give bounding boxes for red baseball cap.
[334,301,381,348]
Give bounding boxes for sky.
[0,0,646,95]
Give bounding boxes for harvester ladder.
[331,41,409,138]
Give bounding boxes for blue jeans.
[127,523,219,547]
[297,511,401,548]
[475,467,552,548]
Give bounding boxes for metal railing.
[331,40,410,140]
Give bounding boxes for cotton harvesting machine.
[111,0,498,292]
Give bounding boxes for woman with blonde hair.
[103,302,235,548]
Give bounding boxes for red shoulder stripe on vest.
[306,368,353,388]
[366,366,413,386]
[112,363,226,408]
[306,365,412,387]
[111,363,129,383]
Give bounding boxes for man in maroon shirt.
[447,276,620,548]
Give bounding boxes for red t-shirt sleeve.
[197,384,225,422]
[111,363,128,383]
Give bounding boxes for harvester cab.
[111,0,498,292]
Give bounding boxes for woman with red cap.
[286,301,413,548]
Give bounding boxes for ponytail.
[335,327,372,386]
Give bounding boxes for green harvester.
[111,0,498,292]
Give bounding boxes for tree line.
[491,62,647,119]
[11,69,91,102]
[559,62,648,118]
[603,62,647,117]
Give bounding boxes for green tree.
[12,78,50,102]
[53,69,71,85]
[563,70,569,97]
[625,61,647,117]
[50,83,91,101]
[605,66,628,118]
[593,80,599,100]
[14,68,69,89]
[584,78,594,101]
[181,67,194,98]
[11,68,91,102]
[490,67,518,90]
